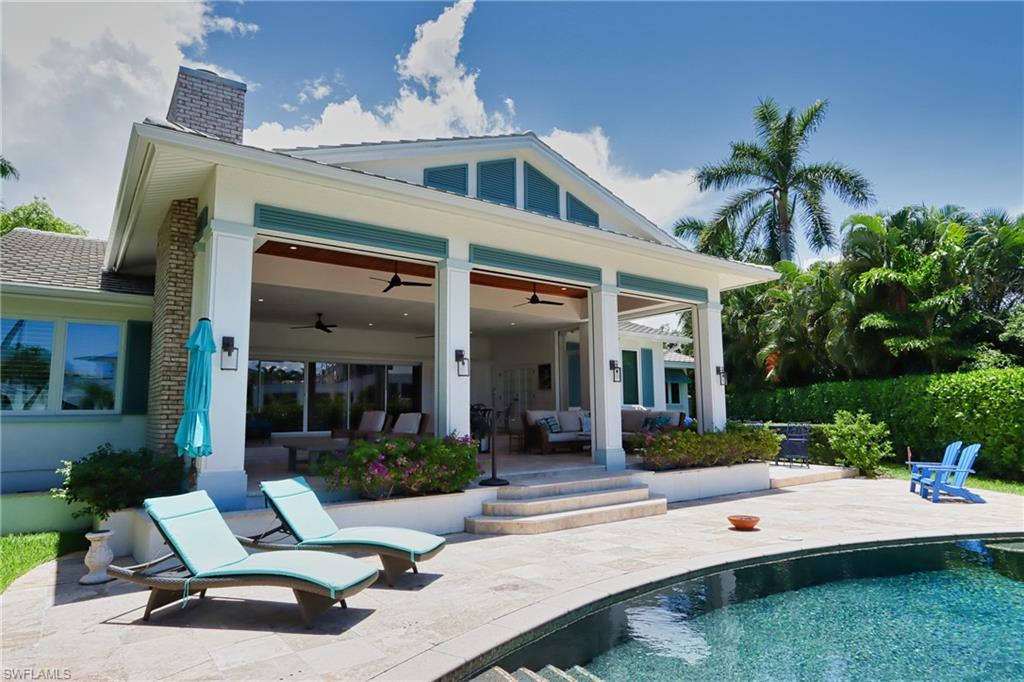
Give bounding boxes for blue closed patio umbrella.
[174,318,216,458]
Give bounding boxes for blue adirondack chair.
[918,443,985,504]
[908,441,962,494]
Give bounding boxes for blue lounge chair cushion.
[199,550,378,597]
[144,490,249,575]
[260,477,338,541]
[300,526,446,557]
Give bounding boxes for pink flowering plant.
[317,432,482,500]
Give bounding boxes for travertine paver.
[2,478,1021,681]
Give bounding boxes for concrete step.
[567,665,603,681]
[498,471,638,500]
[537,665,575,681]
[483,484,651,517]
[769,465,859,489]
[466,496,667,535]
[512,668,547,682]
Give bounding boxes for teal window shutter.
[621,350,639,405]
[566,342,581,408]
[424,164,468,195]
[477,159,516,206]
[524,162,559,218]
[566,193,599,227]
[640,348,655,407]
[122,320,152,415]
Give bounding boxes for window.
[666,382,682,405]
[424,164,468,195]
[1,318,54,411]
[524,162,559,217]
[566,193,598,227]
[309,362,348,431]
[247,360,305,432]
[61,322,121,410]
[621,350,639,405]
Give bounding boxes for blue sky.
[4,1,1022,264]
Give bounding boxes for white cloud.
[1,2,256,237]
[281,103,298,113]
[203,16,259,37]
[297,77,332,103]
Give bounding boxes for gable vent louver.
[477,158,516,207]
[524,162,559,218]
[567,193,599,227]
[424,164,469,195]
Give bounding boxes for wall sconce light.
[716,365,728,386]
[455,349,470,377]
[610,359,622,383]
[221,336,238,371]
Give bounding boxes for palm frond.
[798,162,875,206]
[695,160,762,192]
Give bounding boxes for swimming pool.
[489,539,1024,681]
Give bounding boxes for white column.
[195,221,254,510]
[694,300,727,431]
[435,256,472,437]
[589,284,624,470]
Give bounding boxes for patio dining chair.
[331,410,390,442]
[108,490,378,626]
[245,476,446,586]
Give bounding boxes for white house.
[0,67,777,515]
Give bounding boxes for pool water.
[493,540,1024,681]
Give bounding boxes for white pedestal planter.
[79,530,115,585]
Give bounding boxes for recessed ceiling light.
[560,287,567,291]
[368,323,374,327]
[510,322,516,326]
[402,312,409,317]
[257,298,264,302]
[289,245,298,251]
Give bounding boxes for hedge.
[729,368,1024,480]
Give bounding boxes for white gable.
[277,134,675,245]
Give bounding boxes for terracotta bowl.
[728,515,760,531]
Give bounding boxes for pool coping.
[370,528,1024,681]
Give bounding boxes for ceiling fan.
[371,261,433,293]
[514,283,564,308]
[290,313,337,334]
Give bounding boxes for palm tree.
[0,157,18,181]
[673,216,764,262]
[696,98,874,262]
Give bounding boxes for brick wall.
[167,66,246,144]
[146,198,198,454]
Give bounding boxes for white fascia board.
[129,123,779,287]
[0,282,154,307]
[106,126,155,271]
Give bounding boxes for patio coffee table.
[275,437,349,472]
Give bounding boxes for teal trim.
[566,193,599,227]
[640,348,655,407]
[254,204,448,258]
[665,368,691,384]
[621,350,639,405]
[566,341,581,408]
[423,164,468,195]
[477,158,516,206]
[469,245,601,284]
[617,272,708,303]
[121,320,152,415]
[524,162,559,218]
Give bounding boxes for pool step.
[472,666,604,682]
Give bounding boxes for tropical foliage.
[682,98,873,262]
[1,197,86,237]
[819,410,892,478]
[634,423,782,471]
[730,367,1024,480]
[701,206,1024,387]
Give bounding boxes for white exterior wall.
[0,292,153,493]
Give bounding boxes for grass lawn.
[878,462,1024,496]
[0,532,89,593]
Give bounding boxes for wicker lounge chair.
[244,477,446,586]
[108,490,379,626]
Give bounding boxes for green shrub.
[729,367,1024,479]
[51,444,186,520]
[317,434,482,499]
[819,410,892,478]
[636,424,782,471]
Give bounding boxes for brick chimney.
[167,66,246,143]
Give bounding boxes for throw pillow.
[578,413,592,433]
[538,416,562,433]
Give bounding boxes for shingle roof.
[274,131,535,153]
[664,351,695,364]
[619,320,681,337]
[1,228,154,296]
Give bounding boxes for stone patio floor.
[2,478,1021,681]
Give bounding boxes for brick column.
[146,198,197,454]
